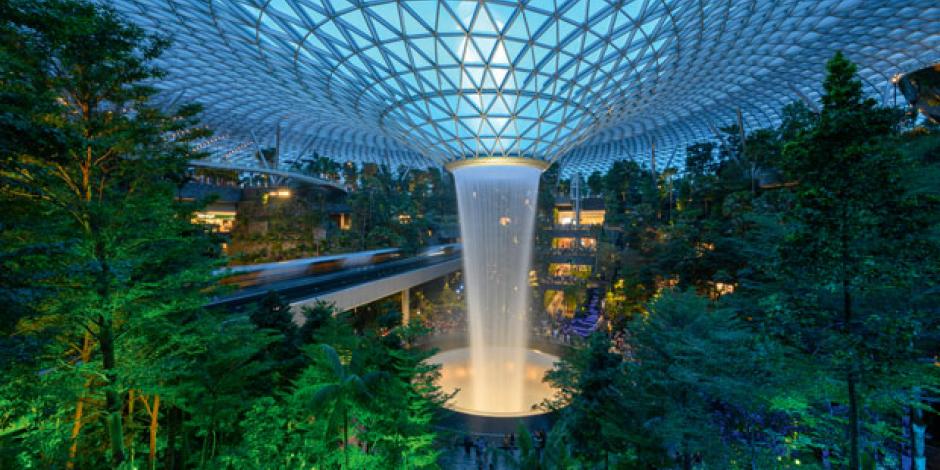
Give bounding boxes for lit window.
[266,189,291,199]
[714,282,735,295]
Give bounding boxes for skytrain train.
[219,244,461,289]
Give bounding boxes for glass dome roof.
[111,0,940,174]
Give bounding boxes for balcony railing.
[551,223,602,231]
[540,275,583,286]
[547,247,596,257]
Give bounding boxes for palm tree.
[310,344,384,469]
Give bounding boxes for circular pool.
[428,347,559,417]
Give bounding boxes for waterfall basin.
[429,346,559,417]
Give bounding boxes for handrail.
[189,160,347,192]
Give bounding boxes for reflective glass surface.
[112,0,940,174]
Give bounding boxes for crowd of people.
[419,288,608,347]
[532,288,606,345]
[421,313,465,334]
[457,429,549,468]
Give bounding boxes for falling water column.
[449,160,543,414]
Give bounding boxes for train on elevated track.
[219,244,461,289]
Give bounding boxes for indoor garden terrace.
[0,1,938,469]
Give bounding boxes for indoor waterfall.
[452,163,541,414]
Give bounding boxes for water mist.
[452,163,541,413]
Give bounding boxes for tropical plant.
[301,344,384,469]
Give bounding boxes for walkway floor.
[438,445,518,470]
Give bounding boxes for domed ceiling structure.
[112,0,940,174]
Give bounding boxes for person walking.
[475,436,488,469]
[463,434,473,458]
[535,429,546,458]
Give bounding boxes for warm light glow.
[555,209,605,225]
[549,263,592,278]
[444,157,551,172]
[453,164,541,415]
[429,347,559,417]
[192,210,236,233]
[337,213,351,230]
[714,282,735,295]
[655,276,679,294]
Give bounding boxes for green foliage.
[214,313,447,469]
[547,52,939,470]
[632,291,793,468]
[356,327,448,468]
[770,51,940,468]
[343,163,456,254]
[501,422,543,470]
[0,0,228,466]
[1,2,449,468]
[229,156,457,264]
[3,4,937,468]
[544,333,630,467]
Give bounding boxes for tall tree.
[776,51,940,468]
[0,0,219,465]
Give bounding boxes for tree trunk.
[180,411,190,470]
[66,383,88,468]
[149,395,160,468]
[842,275,861,470]
[848,372,861,470]
[127,389,135,463]
[94,238,124,466]
[344,407,350,470]
[681,438,692,470]
[165,406,178,470]
[912,388,926,470]
[748,429,758,470]
[901,413,910,470]
[99,314,125,466]
[67,333,94,469]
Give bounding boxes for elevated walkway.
[189,160,347,193]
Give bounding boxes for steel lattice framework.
[111,0,940,175]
